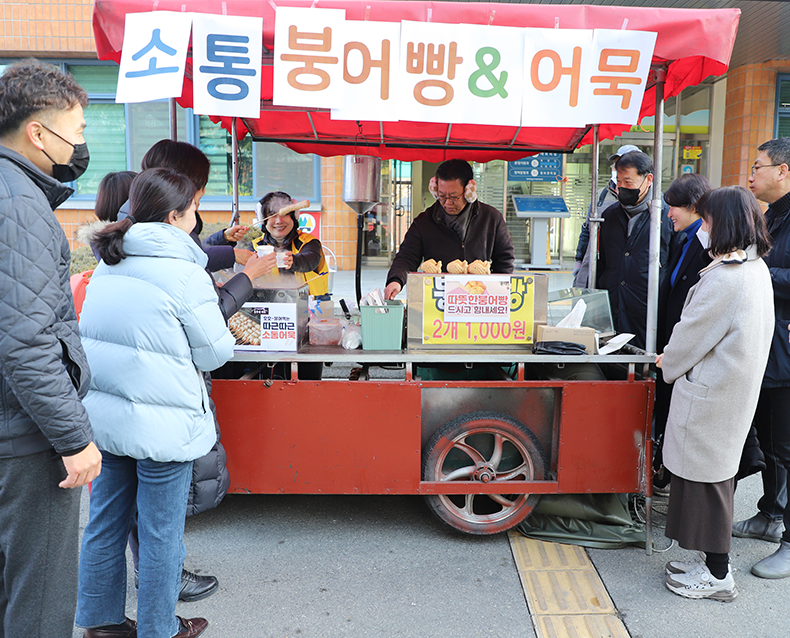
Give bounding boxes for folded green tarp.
[515,493,647,549]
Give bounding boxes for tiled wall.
[722,61,790,187]
[0,0,95,55]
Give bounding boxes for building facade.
[2,0,789,270]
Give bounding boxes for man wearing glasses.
[732,137,790,579]
[384,158,515,300]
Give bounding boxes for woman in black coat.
[653,174,712,488]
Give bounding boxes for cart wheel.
[422,411,546,535]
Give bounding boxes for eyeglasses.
[437,193,464,204]
[751,163,783,176]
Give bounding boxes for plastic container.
[360,300,404,350]
[309,318,344,346]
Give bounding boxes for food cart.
[91,0,741,546]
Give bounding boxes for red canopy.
[93,0,740,161]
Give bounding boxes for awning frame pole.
[230,117,240,227]
[169,98,177,141]
[587,124,601,288]
[646,68,667,357]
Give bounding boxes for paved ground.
[72,474,790,638]
[70,268,790,638]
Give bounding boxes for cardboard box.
[535,325,597,354]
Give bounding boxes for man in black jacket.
[595,151,673,350]
[732,137,790,578]
[384,159,515,300]
[0,60,102,637]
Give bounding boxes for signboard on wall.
[507,153,564,182]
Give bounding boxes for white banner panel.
[585,29,657,125]
[455,24,525,127]
[192,13,263,118]
[116,11,191,104]
[330,21,401,122]
[521,28,595,128]
[273,7,347,109]
[396,21,465,124]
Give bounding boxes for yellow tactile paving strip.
[508,532,631,638]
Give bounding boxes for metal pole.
[230,118,239,227]
[587,124,601,288]
[672,90,682,181]
[558,154,566,268]
[645,67,667,356]
[169,98,177,141]
[356,213,364,307]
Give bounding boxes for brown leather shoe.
[174,617,208,638]
[83,617,137,637]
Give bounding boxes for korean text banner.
[192,13,263,118]
[116,11,191,103]
[274,7,657,127]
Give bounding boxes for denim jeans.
[77,452,193,638]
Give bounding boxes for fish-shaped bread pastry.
[420,259,443,274]
[463,280,486,295]
[446,259,468,274]
[467,259,491,275]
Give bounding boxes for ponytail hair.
[92,168,197,265]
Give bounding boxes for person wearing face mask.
[254,190,329,296]
[384,158,515,300]
[595,151,674,350]
[572,144,641,288]
[0,60,103,638]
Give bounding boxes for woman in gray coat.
[656,186,774,602]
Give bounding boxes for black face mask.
[617,176,647,207]
[40,124,90,183]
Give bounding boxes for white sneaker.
[665,564,738,602]
[665,552,706,575]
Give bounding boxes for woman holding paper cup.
[655,186,773,601]
[253,191,329,296]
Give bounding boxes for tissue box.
[536,325,596,354]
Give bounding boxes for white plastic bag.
[341,321,362,349]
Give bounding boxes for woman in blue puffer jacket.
[76,168,234,638]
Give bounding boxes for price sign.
[422,275,535,345]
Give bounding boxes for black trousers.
[0,449,82,638]
[754,386,790,539]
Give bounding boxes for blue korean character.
[126,28,179,78]
[199,33,256,101]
